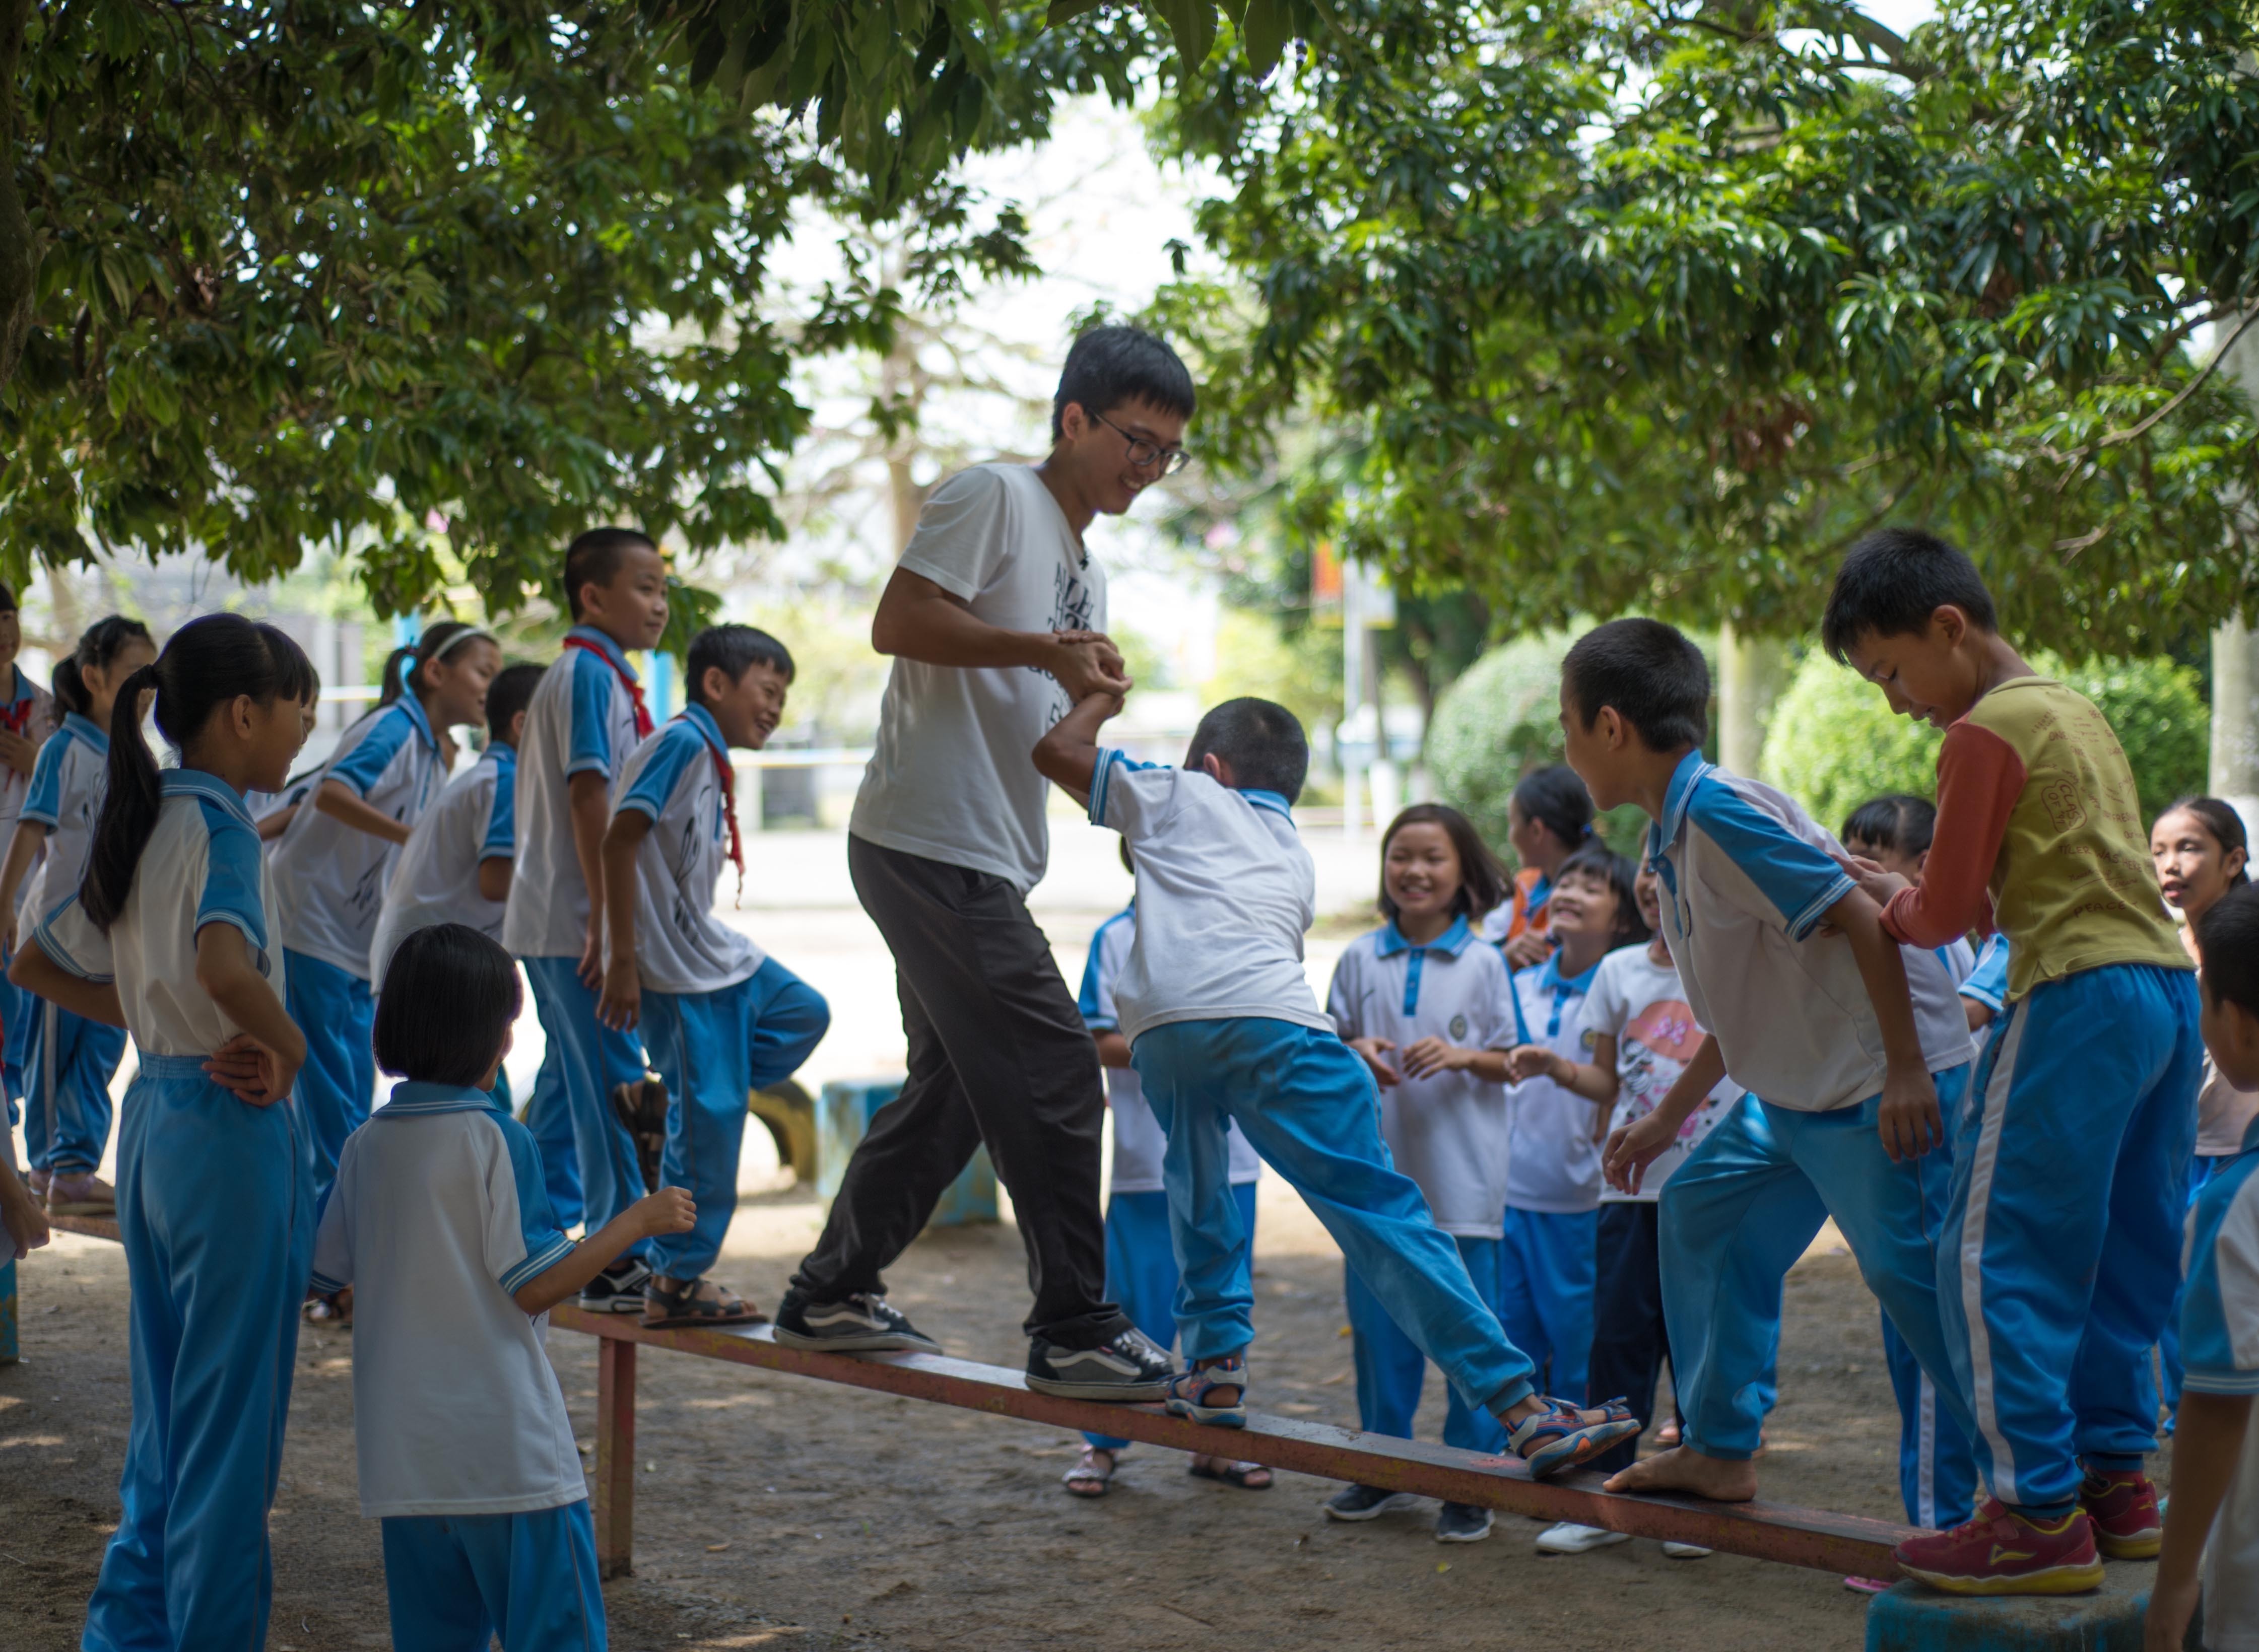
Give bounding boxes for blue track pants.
[83,1056,313,1652]
[641,959,830,1280]
[1940,963,2202,1511]
[518,1041,583,1233]
[520,957,649,1253]
[1349,1231,1509,1454]
[21,995,127,1174]
[380,1501,606,1652]
[1497,1206,1598,1404]
[283,949,373,1205]
[1879,1099,1979,1529]
[1,950,33,1103]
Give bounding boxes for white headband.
[424,626,495,665]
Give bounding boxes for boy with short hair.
[1033,693,1640,1479]
[2145,882,2259,1652]
[1558,619,1981,1522]
[502,528,671,1314]
[1823,528,2202,1593]
[596,625,832,1329]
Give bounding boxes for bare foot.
[1603,1447,1758,1501]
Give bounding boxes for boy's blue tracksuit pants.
[83,1056,313,1652]
[1348,1232,1509,1455]
[521,956,651,1255]
[2157,1152,2224,1432]
[1941,962,2202,1513]
[20,995,128,1174]
[1878,1096,1980,1530]
[1497,1206,1598,1404]
[1133,1016,1537,1416]
[380,1501,607,1652]
[518,1040,584,1233]
[1659,1072,1982,1471]
[1084,1182,1261,1453]
[1,949,32,1103]
[284,949,374,1204]
[639,958,831,1280]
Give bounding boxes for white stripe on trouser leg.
[1917,1373,1937,1528]
[40,1000,57,1162]
[1960,1007,2025,1507]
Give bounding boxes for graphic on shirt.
[1605,998,1725,1145]
[1030,561,1101,722]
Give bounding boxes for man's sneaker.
[1536,1521,1631,1555]
[577,1257,653,1315]
[771,1289,940,1353]
[1892,1498,2104,1596]
[2078,1469,2163,1560]
[44,1171,115,1217]
[1026,1328,1171,1401]
[1436,1502,1493,1543]
[1324,1483,1419,1522]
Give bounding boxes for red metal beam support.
[548,1306,1913,1580]
[593,1334,637,1579]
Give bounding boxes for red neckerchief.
[561,635,653,740]
[679,712,745,904]
[0,675,36,735]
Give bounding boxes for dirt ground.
[0,1174,2017,1652]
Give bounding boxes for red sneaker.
[1892,1499,2104,1596]
[2078,1469,2162,1559]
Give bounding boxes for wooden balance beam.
[18,1216,1913,1583]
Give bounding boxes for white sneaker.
[1537,1521,1632,1554]
[1662,1541,1712,1559]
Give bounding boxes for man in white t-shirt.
[774,326,1194,1403]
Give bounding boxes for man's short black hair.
[1053,324,1195,441]
[1821,527,1999,663]
[487,663,545,743]
[1561,619,1710,752]
[1842,793,1938,860]
[2200,883,2259,1019]
[687,624,794,704]
[563,527,656,622]
[1187,697,1309,803]
[374,924,523,1086]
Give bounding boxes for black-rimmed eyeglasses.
[1091,410,1193,476]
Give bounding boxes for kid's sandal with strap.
[1063,1445,1120,1498]
[1508,1395,1641,1480]
[1164,1357,1249,1429]
[640,1277,768,1331]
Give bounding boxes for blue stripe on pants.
[284,949,374,1206]
[1497,1206,1598,1403]
[520,956,651,1252]
[1084,1183,1259,1451]
[1879,1101,1979,1529]
[380,1500,607,1652]
[1348,1232,1509,1454]
[22,996,127,1173]
[641,958,831,1280]
[518,1040,583,1233]
[84,1056,313,1652]
[1659,1073,1979,1464]
[1941,963,2201,1511]
[1132,1017,1537,1414]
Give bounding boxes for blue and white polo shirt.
[18,711,109,925]
[614,704,762,996]
[2179,1115,2259,1643]
[368,743,518,987]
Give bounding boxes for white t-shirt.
[270,695,445,979]
[1325,919,1515,1237]
[613,706,764,996]
[1089,753,1328,1045]
[369,744,516,989]
[503,630,648,958]
[19,712,109,925]
[36,771,288,1058]
[1080,905,1259,1194]
[1579,943,1745,1204]
[848,464,1105,894]
[311,1082,584,1518]
[1504,955,1611,1214]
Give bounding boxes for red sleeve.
[1879,720,2025,948]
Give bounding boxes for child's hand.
[1877,1065,1943,1163]
[1400,1038,1473,1080]
[597,955,641,1032]
[577,917,606,990]
[1604,1111,1677,1196]
[203,1032,299,1109]
[1844,855,1912,908]
[2144,1572,2201,1652]
[1503,1044,1561,1084]
[632,1186,696,1237]
[1,1166,50,1261]
[1348,1036,1401,1089]
[1503,930,1552,970]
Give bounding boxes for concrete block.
[1867,1562,2202,1652]
[817,1078,996,1227]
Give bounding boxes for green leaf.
[1147,0,1218,71]
[1242,0,1292,76]
[1044,0,1110,25]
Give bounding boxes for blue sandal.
[1166,1357,1249,1429]
[1507,1395,1640,1479]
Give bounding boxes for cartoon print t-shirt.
[1580,943,1744,1203]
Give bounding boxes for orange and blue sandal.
[1892,1498,2104,1596]
[1508,1396,1641,1479]
[1166,1357,1249,1429]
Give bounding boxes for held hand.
[633,1186,697,1237]
[1877,1066,1943,1163]
[1503,1044,1561,1084]
[203,1032,297,1108]
[1348,1036,1401,1089]
[1399,1038,1471,1080]
[1604,1111,1678,1196]
[0,729,36,777]
[1050,635,1132,702]
[1845,856,1912,909]
[597,957,641,1033]
[2,1174,50,1261]
[2143,1572,2201,1652]
[577,919,605,990]
[1503,930,1553,971]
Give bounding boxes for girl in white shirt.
[11,612,318,1652]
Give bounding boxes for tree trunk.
[0,0,34,391]
[2213,315,2259,836]
[1717,621,1789,778]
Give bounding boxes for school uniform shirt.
[34,771,287,1056]
[309,1081,584,1518]
[1646,752,1974,1114]
[1088,752,1328,1046]
[269,695,445,981]
[1080,904,1259,1193]
[18,712,109,925]
[1502,954,1609,1214]
[0,666,56,853]
[614,705,763,995]
[2177,1114,2259,1646]
[1325,918,1515,1236]
[1579,943,1744,1204]
[849,463,1105,894]
[502,629,648,959]
[368,744,516,987]
[1959,934,2010,1019]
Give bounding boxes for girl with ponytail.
[0,615,155,1214]
[267,620,501,1257]
[7,612,318,1650]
